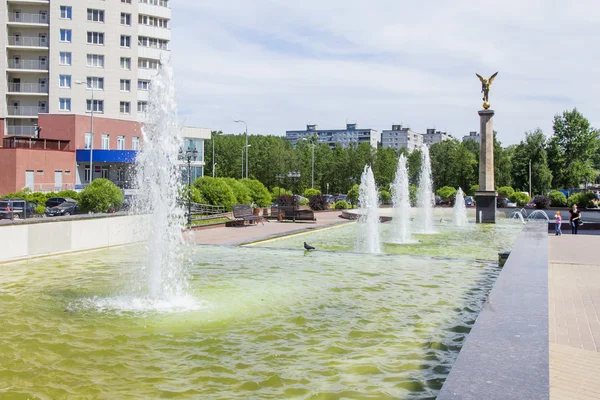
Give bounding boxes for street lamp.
[179,146,199,226]
[234,120,248,179]
[275,173,285,206]
[241,144,251,179]
[75,80,94,183]
[301,136,316,188]
[288,171,301,223]
[211,131,220,178]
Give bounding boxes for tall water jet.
[132,61,188,300]
[453,187,469,226]
[390,154,411,243]
[416,145,435,233]
[357,165,381,253]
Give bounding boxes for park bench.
[232,204,265,226]
[276,206,316,222]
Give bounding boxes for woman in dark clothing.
[569,204,581,234]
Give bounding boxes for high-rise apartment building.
[286,123,378,149]
[423,128,451,146]
[462,131,480,144]
[380,125,423,152]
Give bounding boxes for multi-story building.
[423,128,451,146]
[0,0,208,195]
[380,124,423,152]
[462,131,480,144]
[286,123,378,148]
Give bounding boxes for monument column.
[475,109,497,223]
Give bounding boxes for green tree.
[347,184,360,206]
[436,186,457,201]
[240,178,271,207]
[407,149,422,186]
[511,129,552,195]
[79,178,124,213]
[372,147,398,191]
[193,177,237,211]
[494,133,512,187]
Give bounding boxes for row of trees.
[206,108,599,197]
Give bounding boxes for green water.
[0,222,522,399]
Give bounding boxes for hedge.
[79,178,124,213]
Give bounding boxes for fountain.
[131,61,189,302]
[357,165,381,253]
[509,210,526,224]
[453,187,469,226]
[416,145,435,233]
[390,154,412,243]
[527,210,550,223]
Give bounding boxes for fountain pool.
[0,220,523,399]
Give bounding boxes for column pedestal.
[475,190,497,223]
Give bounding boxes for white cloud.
[171,0,600,144]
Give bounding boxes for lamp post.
[75,80,94,183]
[288,171,301,223]
[275,173,284,206]
[234,120,248,178]
[241,144,251,179]
[211,131,220,178]
[179,146,198,226]
[301,136,316,188]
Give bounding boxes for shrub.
[549,190,567,207]
[270,187,291,203]
[533,195,550,209]
[34,205,46,215]
[567,192,597,208]
[334,200,350,210]
[189,186,205,204]
[379,190,391,204]
[221,178,252,205]
[309,195,328,211]
[469,185,479,196]
[278,194,295,206]
[509,192,530,206]
[436,186,457,201]
[497,186,515,198]
[299,198,309,206]
[79,178,124,213]
[347,184,360,206]
[303,188,322,198]
[240,179,271,207]
[193,177,237,211]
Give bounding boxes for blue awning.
[76,149,137,163]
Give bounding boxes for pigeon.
[304,242,315,251]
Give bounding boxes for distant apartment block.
[286,123,378,148]
[380,125,423,152]
[423,128,451,146]
[463,131,480,144]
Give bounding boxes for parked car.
[0,199,37,220]
[45,197,77,208]
[465,196,475,207]
[293,194,308,204]
[45,201,78,217]
[506,201,518,208]
[334,194,348,202]
[322,194,334,204]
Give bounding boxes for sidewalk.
[549,233,600,399]
[186,210,350,245]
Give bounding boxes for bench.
[232,204,266,226]
[276,206,316,222]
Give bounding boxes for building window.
[84,167,91,182]
[85,133,93,149]
[122,0,132,3]
[120,35,131,48]
[138,36,169,50]
[138,58,159,69]
[60,6,72,19]
[101,134,110,150]
[120,79,131,92]
[101,168,109,179]
[117,135,125,150]
[86,54,105,68]
[59,98,71,111]
[120,57,131,70]
[139,15,169,28]
[86,77,104,90]
[138,80,150,91]
[137,101,148,112]
[59,52,72,65]
[60,29,72,42]
[120,102,130,114]
[87,32,105,45]
[59,75,71,88]
[132,136,140,150]
[121,13,131,26]
[139,0,169,7]
[86,99,104,113]
[87,9,105,23]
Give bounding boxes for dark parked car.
[322,194,334,204]
[0,199,37,219]
[45,201,78,217]
[45,197,77,208]
[465,196,476,207]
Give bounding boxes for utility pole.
[529,159,532,198]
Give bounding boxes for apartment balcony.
[8,12,49,25]
[7,0,49,4]
[7,83,49,95]
[7,59,49,71]
[7,106,48,117]
[7,36,49,49]
[6,125,38,136]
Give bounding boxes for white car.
[506,202,517,208]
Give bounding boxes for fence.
[189,203,226,222]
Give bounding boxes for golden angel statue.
[476,72,498,109]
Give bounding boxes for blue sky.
[170,0,600,145]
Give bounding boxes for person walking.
[554,211,562,236]
[569,204,581,235]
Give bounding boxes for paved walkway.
[549,232,600,399]
[186,210,350,245]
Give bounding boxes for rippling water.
[0,223,521,399]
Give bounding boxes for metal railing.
[7,83,48,93]
[8,12,49,24]
[189,203,227,221]
[7,59,48,70]
[3,137,71,151]
[7,106,48,116]
[8,36,48,47]
[26,184,75,193]
[6,125,37,136]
